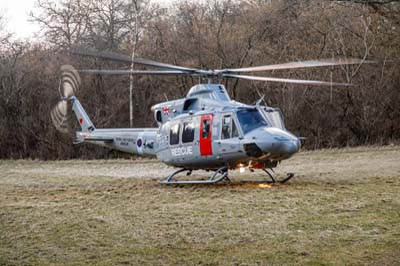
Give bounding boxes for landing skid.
[159,167,295,185]
[159,166,229,185]
[261,168,294,183]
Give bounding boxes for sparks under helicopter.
[51,49,370,184]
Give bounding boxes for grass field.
[0,146,399,266]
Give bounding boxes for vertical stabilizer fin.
[71,96,95,133]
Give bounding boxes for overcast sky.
[0,0,178,40]
[0,0,39,39]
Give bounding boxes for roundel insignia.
[137,138,142,148]
[79,118,83,124]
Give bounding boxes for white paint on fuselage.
[171,146,193,157]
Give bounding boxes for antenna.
[163,93,169,101]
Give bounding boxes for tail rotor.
[51,65,81,133]
[51,100,72,133]
[59,65,81,98]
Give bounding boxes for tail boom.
[75,128,158,156]
[71,97,157,156]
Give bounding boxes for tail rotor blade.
[60,65,81,98]
[52,65,81,134]
[51,100,71,134]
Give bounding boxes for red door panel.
[200,114,213,156]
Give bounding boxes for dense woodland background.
[0,0,399,159]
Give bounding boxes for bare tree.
[1,0,400,159]
[84,0,130,50]
[30,0,93,49]
[0,12,12,48]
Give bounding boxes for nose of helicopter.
[272,138,301,157]
[245,127,301,159]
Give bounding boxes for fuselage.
[154,107,300,170]
[75,83,300,171]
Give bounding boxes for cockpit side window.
[221,115,231,139]
[221,114,239,139]
[263,108,286,130]
[232,119,239,138]
[236,108,269,134]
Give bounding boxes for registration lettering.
[171,146,193,157]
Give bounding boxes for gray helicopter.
[51,50,370,184]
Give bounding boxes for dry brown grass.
[1,146,400,265]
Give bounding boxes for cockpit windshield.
[236,108,269,134]
[263,108,286,130]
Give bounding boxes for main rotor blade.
[221,58,374,73]
[223,74,352,86]
[71,48,200,73]
[78,69,194,75]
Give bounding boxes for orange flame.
[258,184,273,188]
[237,183,273,189]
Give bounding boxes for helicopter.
[51,49,370,184]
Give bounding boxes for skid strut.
[261,168,294,183]
[159,166,229,185]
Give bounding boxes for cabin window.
[182,121,195,143]
[221,114,239,139]
[202,119,211,139]
[169,123,180,145]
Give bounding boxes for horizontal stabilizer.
[84,136,114,142]
[74,132,114,144]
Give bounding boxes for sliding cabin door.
[200,114,213,156]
